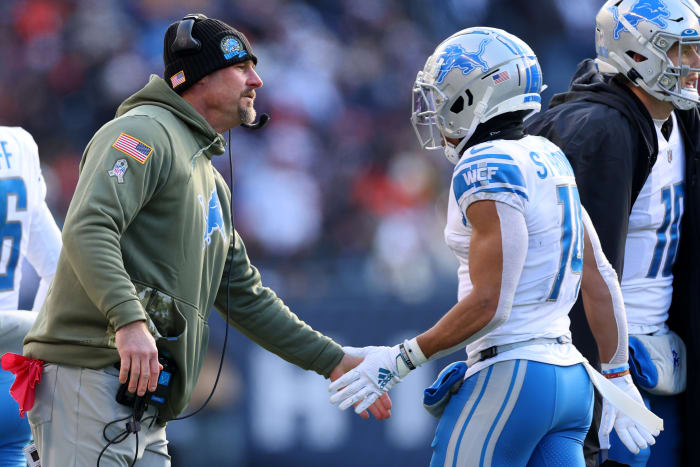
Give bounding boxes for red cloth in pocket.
[1,353,43,418]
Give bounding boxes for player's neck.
[628,84,674,120]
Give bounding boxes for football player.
[329,28,660,466]
[526,0,700,464]
[0,126,61,467]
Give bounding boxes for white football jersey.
[444,135,586,373]
[0,127,61,311]
[621,112,684,334]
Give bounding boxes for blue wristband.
[601,364,630,375]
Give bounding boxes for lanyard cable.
[96,131,235,466]
[172,129,235,421]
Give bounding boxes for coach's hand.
[115,320,162,396]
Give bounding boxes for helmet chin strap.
[672,88,699,110]
[442,86,494,165]
[443,135,470,165]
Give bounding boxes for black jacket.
[526,58,700,463]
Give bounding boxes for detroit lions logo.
[198,188,226,249]
[435,39,491,84]
[610,0,670,40]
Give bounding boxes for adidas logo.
[377,368,394,390]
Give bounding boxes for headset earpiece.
[171,14,208,55]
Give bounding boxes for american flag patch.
[492,71,511,84]
[170,70,186,88]
[112,133,153,164]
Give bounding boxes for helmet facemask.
[411,71,495,165]
[653,33,700,109]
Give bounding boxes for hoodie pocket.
[136,285,187,341]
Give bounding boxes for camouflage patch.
[107,285,180,346]
[106,325,116,348]
[135,283,178,339]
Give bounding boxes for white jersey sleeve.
[28,203,61,312]
[451,142,530,217]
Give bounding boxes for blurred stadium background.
[3,0,603,465]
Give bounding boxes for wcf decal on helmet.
[220,36,247,60]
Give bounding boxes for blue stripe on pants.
[430,360,593,467]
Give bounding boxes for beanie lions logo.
[221,36,247,60]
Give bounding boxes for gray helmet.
[411,27,544,165]
[595,0,700,110]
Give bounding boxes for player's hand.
[115,320,162,396]
[329,354,392,420]
[599,373,658,454]
[329,345,407,415]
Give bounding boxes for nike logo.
[470,145,494,154]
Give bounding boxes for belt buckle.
[481,345,498,361]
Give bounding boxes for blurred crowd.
[2,0,602,303]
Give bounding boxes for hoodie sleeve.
[527,104,636,275]
[61,115,173,331]
[214,231,344,378]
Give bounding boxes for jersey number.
[647,182,684,278]
[548,184,583,301]
[0,178,27,290]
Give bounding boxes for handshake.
[328,339,426,420]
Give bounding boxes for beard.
[239,101,257,124]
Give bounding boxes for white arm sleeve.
[581,207,628,367]
[0,310,38,354]
[429,202,528,361]
[26,202,62,313]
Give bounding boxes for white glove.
[329,339,426,414]
[599,372,658,454]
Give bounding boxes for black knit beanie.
[163,14,258,94]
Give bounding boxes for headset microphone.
[240,113,270,130]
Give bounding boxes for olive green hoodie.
[24,75,343,421]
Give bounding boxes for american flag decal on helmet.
[170,70,186,88]
[492,70,511,85]
[112,133,153,164]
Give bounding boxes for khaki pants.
[27,364,169,467]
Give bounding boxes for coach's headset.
[97,14,269,467]
[171,13,270,130]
